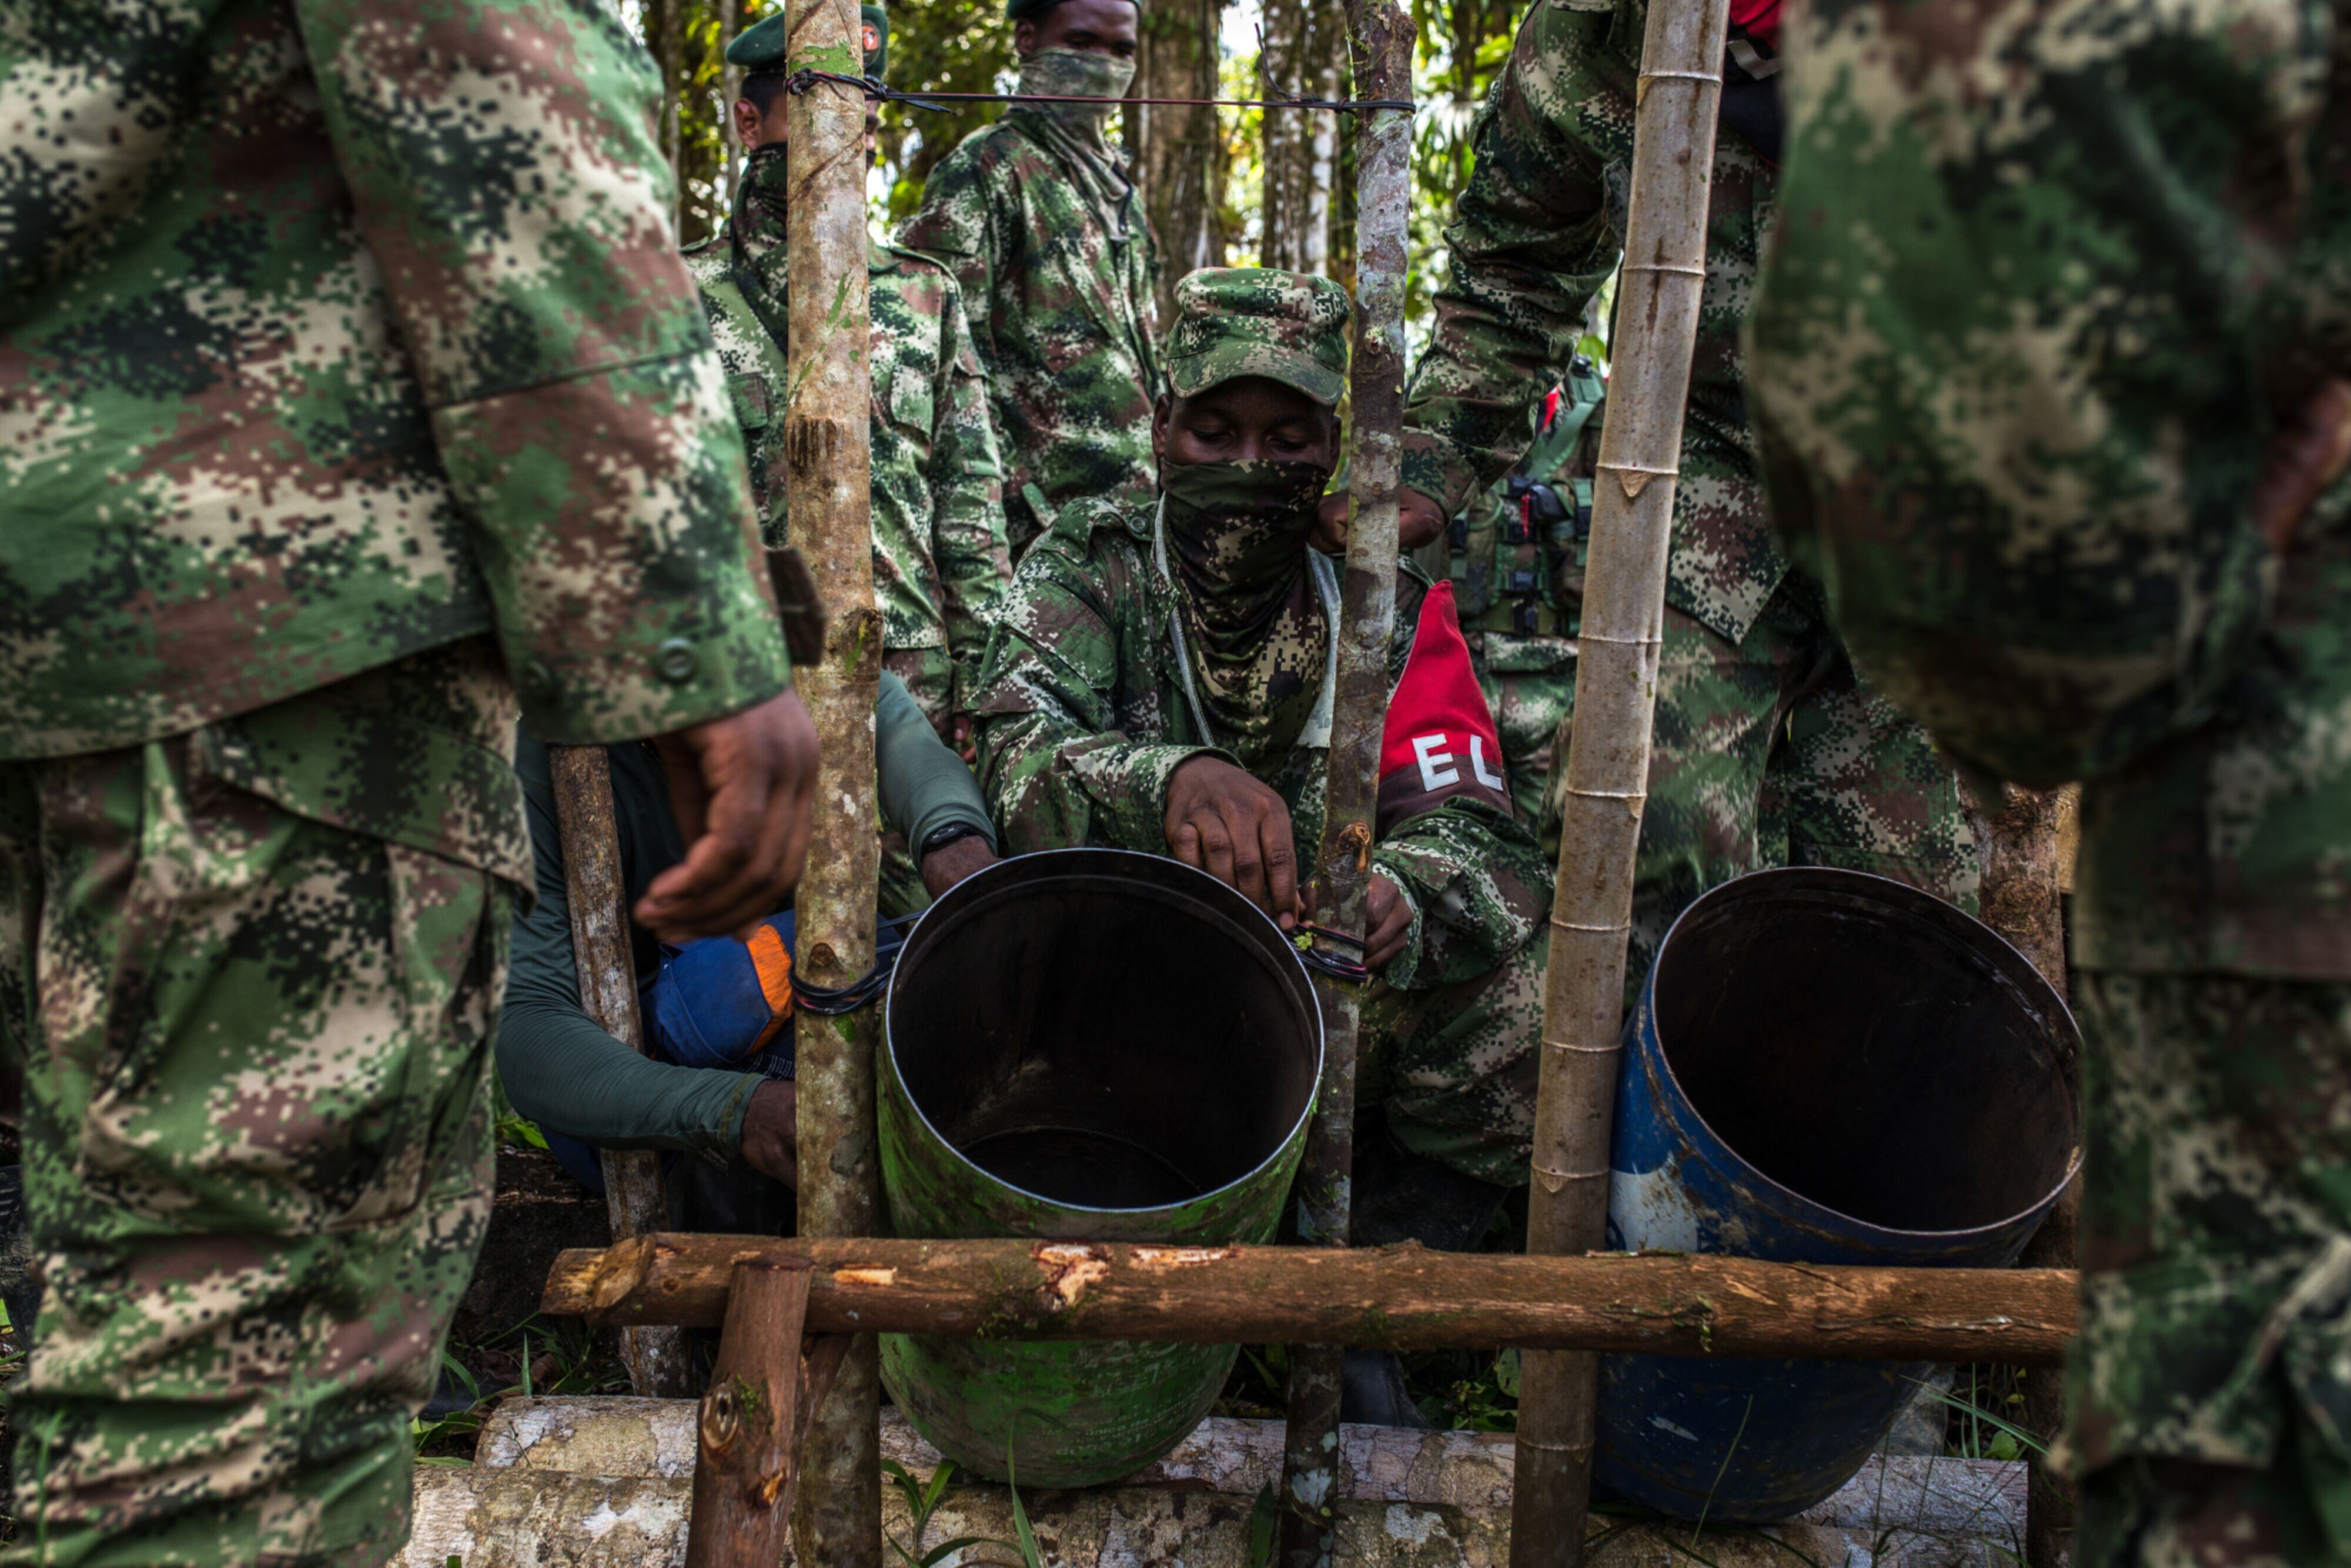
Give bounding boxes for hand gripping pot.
[1597,867,2082,1520]
[878,849,1324,1486]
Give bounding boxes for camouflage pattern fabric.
[690,145,1011,722]
[1163,268,1350,405]
[1746,1,2351,1560]
[1402,1,1974,965]
[1,0,790,760]
[1402,0,1784,648]
[0,639,525,1566]
[897,106,1161,557]
[969,494,1553,1183]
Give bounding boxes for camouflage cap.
[730,5,888,79]
[1165,267,1352,406]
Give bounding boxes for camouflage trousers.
[1357,928,1547,1189]
[1543,574,1978,984]
[2071,972,2351,1568]
[0,641,524,1567]
[1462,630,1576,831]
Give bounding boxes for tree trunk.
[1276,6,1409,1564]
[547,746,693,1399]
[1128,0,1226,323]
[1261,0,1343,275]
[1963,782,2076,1568]
[644,0,686,225]
[1511,0,1731,1561]
[782,2,882,1563]
[543,1234,2078,1364]
[683,1260,811,1568]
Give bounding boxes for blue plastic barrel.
[1597,867,2080,1522]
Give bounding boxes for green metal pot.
[878,848,1324,1486]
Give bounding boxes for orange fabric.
[746,922,794,1048]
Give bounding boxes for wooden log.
[685,1259,812,1568]
[548,744,692,1398]
[541,1235,2075,1363]
[1513,0,1730,1556]
[1279,5,1410,1563]
[781,0,882,1562]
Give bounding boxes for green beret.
[1165,268,1352,407]
[727,6,887,79]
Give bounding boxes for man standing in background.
[899,0,1160,558]
[0,2,815,1562]
[1748,2,2351,1559]
[1382,0,1977,985]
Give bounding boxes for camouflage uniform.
[1403,0,1977,979]
[897,85,1161,559]
[971,270,1553,1185]
[1747,1,2351,1561]
[705,24,1011,736]
[1434,362,1607,831]
[0,3,785,1562]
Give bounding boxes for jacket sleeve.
[296,0,788,744]
[1402,4,1626,516]
[970,539,1218,854]
[926,276,1014,709]
[876,671,998,853]
[1748,0,2327,784]
[1372,801,1553,991]
[898,138,1010,368]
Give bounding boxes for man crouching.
[969,267,1552,1421]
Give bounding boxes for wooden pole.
[685,1259,814,1568]
[1962,783,2076,1568]
[1509,0,1730,1560]
[548,745,693,1399]
[783,1,882,1563]
[1278,6,1410,1565]
[543,1235,2078,1363]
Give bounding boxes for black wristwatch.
[919,822,989,857]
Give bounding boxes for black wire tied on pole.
[780,68,1412,116]
[1293,921,1372,985]
[790,912,918,1016]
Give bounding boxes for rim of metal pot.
[1638,865,2085,1244]
[884,846,1327,1219]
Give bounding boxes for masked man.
[971,268,1553,1421]
[898,0,1159,557]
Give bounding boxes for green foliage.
[882,1456,1000,1567]
[871,0,1020,223]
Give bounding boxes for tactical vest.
[1447,355,1607,638]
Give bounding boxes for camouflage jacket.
[1748,0,2351,978]
[687,165,1011,711]
[897,109,1162,559]
[0,0,788,759]
[1403,0,1783,646]
[970,497,1553,990]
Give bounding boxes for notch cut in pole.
[549,744,693,1399]
[1509,0,1731,1563]
[1275,4,1410,1566]
[782,1,882,1563]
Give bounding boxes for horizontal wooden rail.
[544,1235,2075,1365]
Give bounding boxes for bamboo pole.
[1510,0,1730,1561]
[547,745,693,1399]
[1961,783,2075,1568]
[542,1235,2078,1363]
[1278,5,1410,1564]
[684,1259,813,1568]
[783,1,882,1562]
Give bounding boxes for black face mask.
[1159,458,1334,760]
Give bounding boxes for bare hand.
[740,1078,797,1188]
[951,713,977,765]
[920,834,999,900]
[1164,756,1299,925]
[637,688,820,942]
[1312,486,1449,555]
[1365,872,1414,971]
